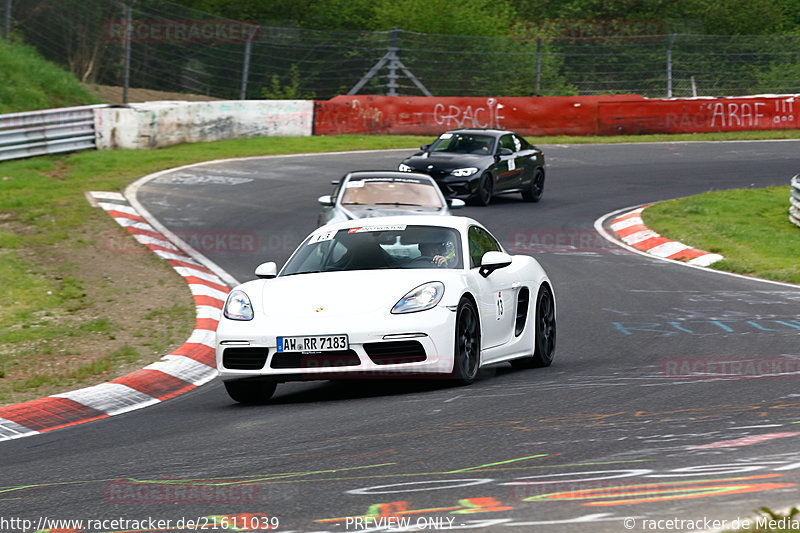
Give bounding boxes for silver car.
[317,170,464,226]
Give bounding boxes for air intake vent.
[223,347,269,370]
[515,287,530,337]
[364,341,427,365]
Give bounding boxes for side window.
[514,134,531,151]
[468,226,501,268]
[331,178,344,200]
[498,134,516,152]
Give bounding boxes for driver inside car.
[418,241,454,267]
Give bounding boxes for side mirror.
[497,147,513,157]
[330,180,340,185]
[317,195,334,207]
[420,144,431,151]
[448,198,466,209]
[479,251,512,278]
[255,262,277,279]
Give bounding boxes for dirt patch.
[86,84,225,104]
[0,211,197,406]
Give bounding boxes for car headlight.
[451,167,478,177]
[391,282,445,314]
[398,163,413,172]
[224,289,254,321]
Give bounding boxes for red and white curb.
[608,206,724,267]
[0,191,228,441]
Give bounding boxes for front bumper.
[216,305,456,381]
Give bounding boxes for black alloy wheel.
[472,173,494,206]
[452,298,481,384]
[522,167,545,202]
[512,284,556,369]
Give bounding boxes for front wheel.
[451,298,481,384]
[511,285,556,369]
[471,173,493,206]
[522,167,545,202]
[224,380,277,404]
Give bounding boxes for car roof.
[441,128,515,137]
[317,214,481,233]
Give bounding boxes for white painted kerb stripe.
[647,241,690,258]
[145,355,218,385]
[53,383,160,416]
[0,418,38,440]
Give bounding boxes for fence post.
[3,0,11,40]
[535,37,542,94]
[666,33,677,97]
[240,25,258,100]
[386,27,399,96]
[122,0,135,104]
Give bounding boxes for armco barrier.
[313,94,800,137]
[0,104,108,161]
[94,100,314,150]
[791,174,800,229]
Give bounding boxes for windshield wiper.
[373,202,424,207]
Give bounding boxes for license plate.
[277,334,349,353]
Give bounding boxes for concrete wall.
[94,100,313,150]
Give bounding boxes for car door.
[512,134,539,184]
[493,134,525,190]
[467,225,517,351]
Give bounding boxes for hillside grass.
[0,38,101,113]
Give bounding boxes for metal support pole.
[666,33,677,98]
[535,37,542,94]
[386,27,399,96]
[3,0,12,40]
[122,1,135,104]
[240,25,257,100]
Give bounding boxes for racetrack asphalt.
[2,140,800,533]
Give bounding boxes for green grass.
[0,38,101,113]
[643,186,800,283]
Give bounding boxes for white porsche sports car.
[216,215,556,403]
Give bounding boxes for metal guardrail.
[791,174,800,229]
[0,104,108,162]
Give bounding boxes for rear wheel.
[451,298,480,384]
[224,380,277,404]
[511,285,556,369]
[471,173,493,206]
[522,167,545,202]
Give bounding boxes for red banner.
[314,94,799,137]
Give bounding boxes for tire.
[451,298,481,384]
[471,173,493,206]
[521,167,545,202]
[511,285,556,369]
[224,380,277,404]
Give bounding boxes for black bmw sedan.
[398,128,546,206]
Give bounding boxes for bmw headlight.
[451,167,478,177]
[398,163,413,172]
[391,282,445,314]
[224,289,254,321]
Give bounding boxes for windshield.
[281,225,463,275]
[429,132,495,155]
[341,177,443,208]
